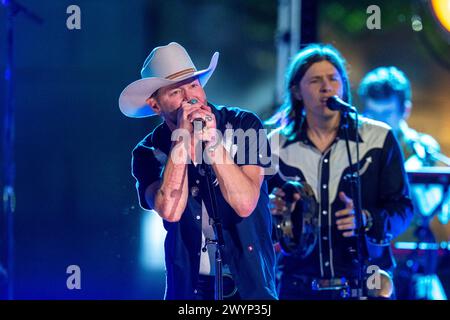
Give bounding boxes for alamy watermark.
[366,5,381,30]
[66,264,81,290]
[366,264,383,290]
[168,126,279,176]
[66,5,81,30]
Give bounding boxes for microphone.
[188,99,206,128]
[326,96,357,113]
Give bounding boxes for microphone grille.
[326,96,340,111]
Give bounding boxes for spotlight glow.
[431,0,450,32]
[140,210,166,270]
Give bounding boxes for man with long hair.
[266,44,413,299]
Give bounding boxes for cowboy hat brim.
[119,52,219,118]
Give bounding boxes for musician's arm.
[365,130,414,245]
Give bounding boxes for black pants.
[194,274,241,300]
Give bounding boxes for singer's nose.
[321,79,333,92]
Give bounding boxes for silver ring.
[206,115,213,121]
[188,99,198,104]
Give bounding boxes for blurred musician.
[358,66,450,299]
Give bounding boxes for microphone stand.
[194,118,224,301]
[202,161,225,300]
[1,0,43,300]
[341,110,365,299]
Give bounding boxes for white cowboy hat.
[118,42,219,118]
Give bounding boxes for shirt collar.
[283,114,363,148]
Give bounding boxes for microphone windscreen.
[326,96,340,111]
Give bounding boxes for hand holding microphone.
[185,99,217,145]
[176,98,206,131]
[188,99,206,128]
